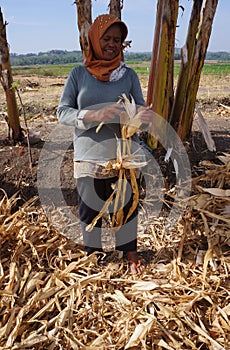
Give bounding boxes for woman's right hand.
[84,103,122,123]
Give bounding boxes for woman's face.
[99,24,122,60]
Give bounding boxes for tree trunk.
[147,0,219,146]
[170,0,204,130]
[171,0,219,140]
[178,0,219,140]
[0,7,23,141]
[74,0,92,58]
[146,0,179,149]
[109,0,123,18]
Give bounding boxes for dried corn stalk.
[86,94,147,232]
[1,154,229,350]
[195,104,216,152]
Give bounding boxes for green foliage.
[174,62,230,76]
[12,61,230,78]
[10,50,230,67]
[125,52,152,62]
[129,65,151,75]
[11,80,21,89]
[10,50,83,66]
[12,64,78,77]
[200,63,230,75]
[206,51,230,61]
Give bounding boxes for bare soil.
[0,74,229,208]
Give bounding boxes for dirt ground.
[0,73,229,211]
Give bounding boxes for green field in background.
[12,61,230,77]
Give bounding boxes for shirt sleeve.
[75,109,88,129]
[57,67,88,129]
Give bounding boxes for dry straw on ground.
[0,154,229,349]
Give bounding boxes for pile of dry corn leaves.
[0,154,229,349]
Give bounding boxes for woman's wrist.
[83,110,99,123]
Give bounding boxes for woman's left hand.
[137,106,155,125]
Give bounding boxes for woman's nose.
[108,39,116,46]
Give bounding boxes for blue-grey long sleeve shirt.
[57,65,145,161]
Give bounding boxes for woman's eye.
[102,37,121,43]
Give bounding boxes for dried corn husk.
[0,164,229,350]
[195,104,216,152]
[87,93,147,232]
[122,112,143,139]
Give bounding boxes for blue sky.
[0,0,229,54]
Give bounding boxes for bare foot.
[126,251,145,274]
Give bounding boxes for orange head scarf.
[85,14,128,82]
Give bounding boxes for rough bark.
[146,0,164,108]
[74,0,92,58]
[0,7,23,141]
[109,0,123,19]
[178,0,219,140]
[147,0,219,145]
[170,0,204,130]
[170,0,219,140]
[146,0,179,149]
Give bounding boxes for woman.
[57,14,152,274]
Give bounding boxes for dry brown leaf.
[0,157,229,350]
[132,281,159,291]
[200,187,230,197]
[125,317,154,349]
[195,104,216,152]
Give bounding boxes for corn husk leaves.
[0,151,230,350]
[87,94,147,232]
[195,104,216,152]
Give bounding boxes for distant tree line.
[10,49,230,66]
[10,50,83,66]
[205,51,230,61]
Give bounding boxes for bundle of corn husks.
[0,155,229,349]
[87,94,148,232]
